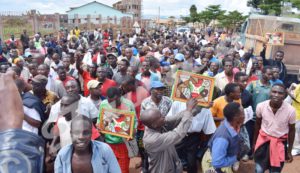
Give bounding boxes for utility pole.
[157,6,160,28]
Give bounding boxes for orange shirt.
[210,96,241,126]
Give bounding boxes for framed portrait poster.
[171,70,215,107]
[265,32,284,46]
[98,108,135,139]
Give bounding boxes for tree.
[219,10,247,31]
[203,5,226,27]
[189,5,199,24]
[247,0,290,16]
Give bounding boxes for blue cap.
[175,53,185,62]
[151,81,166,89]
[24,52,32,58]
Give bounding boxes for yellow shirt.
[210,96,241,126]
[292,85,300,121]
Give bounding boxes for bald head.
[140,109,164,130]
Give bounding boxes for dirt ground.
[129,156,300,173]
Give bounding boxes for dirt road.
[129,156,300,173]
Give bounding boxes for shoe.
[241,155,249,162]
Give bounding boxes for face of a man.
[71,120,92,152]
[275,52,284,62]
[272,67,280,80]
[210,62,219,73]
[270,85,286,103]
[28,64,38,77]
[142,62,150,72]
[37,65,49,77]
[205,50,213,58]
[236,76,248,90]
[58,69,67,81]
[107,56,117,66]
[65,81,79,95]
[96,67,107,80]
[263,69,273,81]
[224,61,233,75]
[125,49,133,59]
[62,58,71,69]
[256,57,263,68]
[230,86,241,100]
[52,54,60,64]
[231,106,245,133]
[151,88,164,101]
[201,58,209,67]
[118,61,128,72]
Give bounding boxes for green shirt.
[98,97,136,144]
[246,80,271,118]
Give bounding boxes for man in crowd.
[113,59,131,86]
[215,58,234,91]
[96,66,117,97]
[86,80,104,110]
[202,102,245,173]
[37,64,66,98]
[98,87,136,173]
[211,83,241,126]
[141,81,172,117]
[167,100,216,173]
[141,98,197,173]
[254,84,296,172]
[57,66,75,87]
[246,66,273,151]
[55,115,121,173]
[270,66,283,85]
[263,50,286,82]
[136,61,159,91]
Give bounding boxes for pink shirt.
[256,100,296,138]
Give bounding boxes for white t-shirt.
[57,117,72,147]
[22,106,41,134]
[167,101,216,134]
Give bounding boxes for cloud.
[0,0,250,16]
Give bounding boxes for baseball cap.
[24,52,32,58]
[151,81,166,89]
[31,74,48,86]
[162,48,171,54]
[175,53,185,62]
[107,53,118,58]
[87,80,102,90]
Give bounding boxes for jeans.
[245,119,255,155]
[0,129,45,173]
[176,132,202,173]
[255,162,284,173]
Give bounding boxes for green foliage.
[247,0,300,16]
[218,11,248,30]
[289,0,300,9]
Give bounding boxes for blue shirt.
[270,79,283,86]
[160,56,171,67]
[211,120,238,168]
[136,72,159,82]
[55,141,121,173]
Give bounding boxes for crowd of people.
[0,26,299,173]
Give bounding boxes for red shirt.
[82,71,95,96]
[125,86,149,130]
[57,76,75,87]
[248,74,259,84]
[101,78,117,97]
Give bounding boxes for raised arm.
[0,71,23,131]
[75,51,84,75]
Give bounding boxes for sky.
[0,0,251,17]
